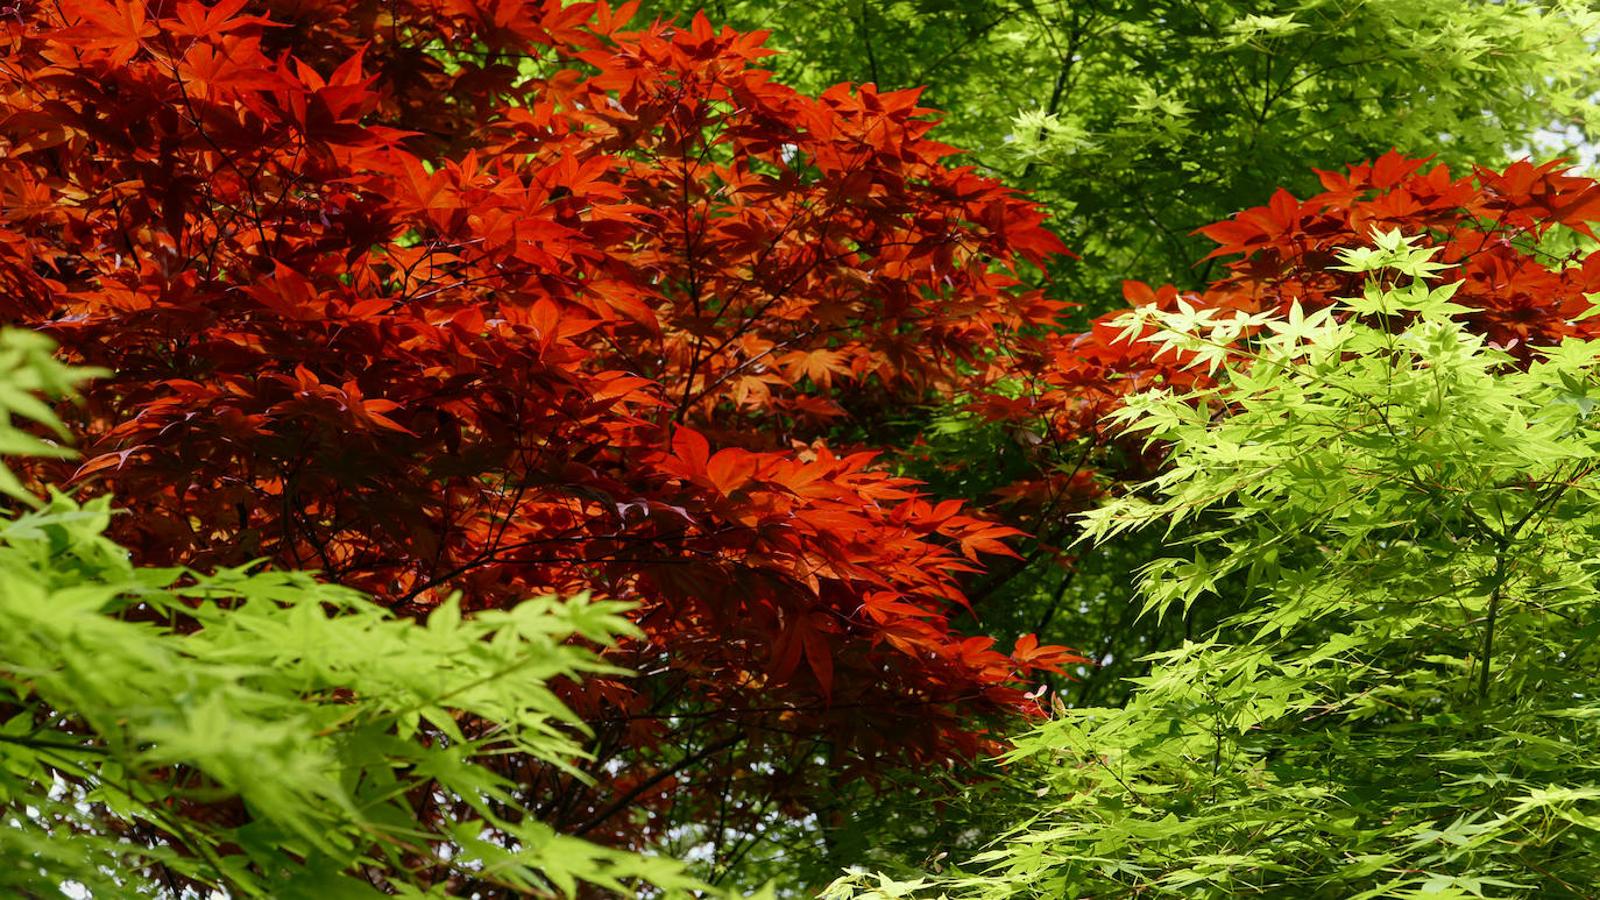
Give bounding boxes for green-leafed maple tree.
[830,228,1600,898]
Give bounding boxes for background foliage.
[646,0,1600,300]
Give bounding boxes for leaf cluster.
[0,330,705,898]
[829,235,1600,896]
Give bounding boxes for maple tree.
[832,226,1600,900]
[0,0,1085,869]
[810,157,1600,893]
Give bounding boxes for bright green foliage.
[0,329,103,503]
[652,0,1599,300]
[0,331,706,897]
[826,234,1600,896]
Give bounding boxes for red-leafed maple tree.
[0,0,1081,854]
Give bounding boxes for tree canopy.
[0,0,1077,876]
[3,0,1600,894]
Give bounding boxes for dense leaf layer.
[0,0,1078,860]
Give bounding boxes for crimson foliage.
[1008,152,1600,461]
[0,0,1080,851]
